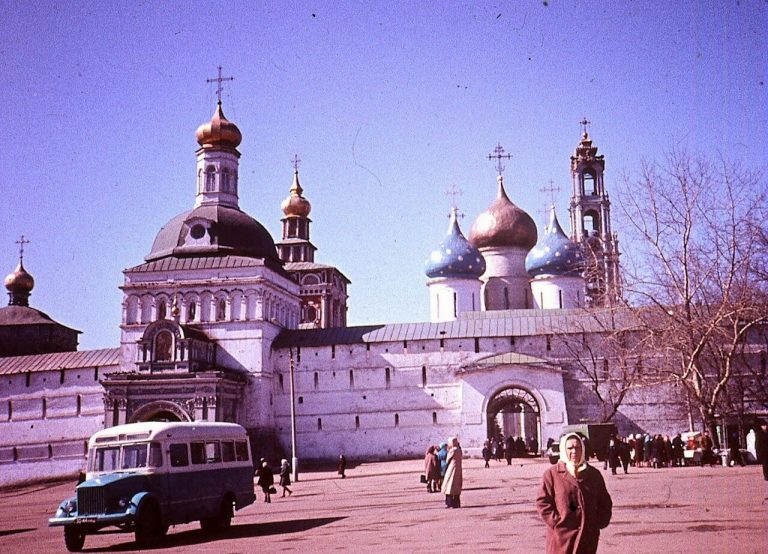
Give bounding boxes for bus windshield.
[89,442,163,472]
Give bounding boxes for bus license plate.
[76,517,97,524]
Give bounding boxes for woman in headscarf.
[424,445,440,493]
[536,432,612,554]
[442,437,463,508]
[279,458,292,497]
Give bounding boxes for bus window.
[122,444,148,469]
[221,441,235,462]
[169,443,189,467]
[92,446,120,472]
[149,443,163,467]
[190,442,206,464]
[235,440,249,461]
[206,441,221,463]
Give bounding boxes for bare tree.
[618,150,767,444]
[557,307,658,423]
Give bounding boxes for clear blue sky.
[2,1,766,350]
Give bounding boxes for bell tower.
[568,119,621,306]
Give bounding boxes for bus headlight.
[58,499,77,517]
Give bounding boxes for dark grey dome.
[146,204,280,262]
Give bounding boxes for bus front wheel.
[135,500,167,544]
[64,526,86,552]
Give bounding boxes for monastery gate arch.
[486,386,541,450]
[128,400,191,423]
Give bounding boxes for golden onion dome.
[195,101,242,148]
[468,175,538,250]
[4,261,34,293]
[281,170,312,217]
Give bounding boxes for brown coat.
[536,462,612,554]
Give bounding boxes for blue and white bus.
[49,421,256,552]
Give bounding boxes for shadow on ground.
[82,517,346,552]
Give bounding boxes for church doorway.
[486,387,540,454]
[128,400,191,423]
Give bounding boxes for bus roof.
[88,421,248,446]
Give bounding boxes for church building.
[0,92,714,486]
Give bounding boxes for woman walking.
[279,459,293,497]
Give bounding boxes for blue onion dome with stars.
[425,207,486,279]
[525,206,583,277]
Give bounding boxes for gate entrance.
[486,387,540,453]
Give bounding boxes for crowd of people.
[479,434,539,466]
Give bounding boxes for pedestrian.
[443,437,463,508]
[279,458,293,497]
[701,431,715,467]
[436,441,448,492]
[728,431,745,467]
[605,435,620,475]
[618,437,630,474]
[482,440,491,468]
[671,434,684,467]
[424,445,440,492]
[338,453,347,479]
[536,432,613,554]
[258,460,274,503]
[755,420,768,481]
[504,435,513,465]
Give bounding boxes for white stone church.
[1,98,686,487]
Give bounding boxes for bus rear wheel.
[201,497,233,533]
[64,526,86,552]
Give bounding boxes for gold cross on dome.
[292,154,301,172]
[580,117,591,136]
[487,143,512,176]
[15,235,30,262]
[206,66,235,104]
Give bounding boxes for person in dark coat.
[424,445,440,492]
[536,432,613,554]
[257,460,274,503]
[279,459,293,497]
[618,438,631,474]
[504,435,514,465]
[481,440,491,468]
[605,435,620,475]
[755,420,768,481]
[337,454,347,478]
[671,434,685,467]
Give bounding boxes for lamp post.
[289,347,299,481]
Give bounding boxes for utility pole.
[289,347,299,481]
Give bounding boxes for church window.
[349,369,354,389]
[432,412,437,425]
[314,372,319,390]
[8,400,12,420]
[298,396,303,404]
[331,345,336,359]
[355,415,360,429]
[546,335,552,351]
[474,338,480,353]
[190,224,206,239]
[25,372,30,387]
[317,418,322,430]
[278,373,284,392]
[42,398,47,418]
[216,299,226,321]
[205,166,216,191]
[583,171,596,195]
[504,288,510,310]
[60,369,65,384]
[155,331,173,361]
[76,395,82,416]
[472,292,476,311]
[188,302,197,321]
[222,168,231,192]
[453,292,457,317]
[385,367,391,389]
[94,367,99,381]
[558,290,563,309]
[158,300,167,320]
[421,366,427,387]
[394,413,399,427]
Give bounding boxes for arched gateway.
[486,386,540,452]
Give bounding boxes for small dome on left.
[195,102,242,148]
[426,209,486,279]
[4,261,34,293]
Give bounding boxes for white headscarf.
[559,432,587,476]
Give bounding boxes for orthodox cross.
[539,180,561,226]
[444,184,464,220]
[291,154,301,172]
[580,117,591,136]
[15,235,30,262]
[206,66,234,103]
[487,143,512,176]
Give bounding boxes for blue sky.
[2,1,766,350]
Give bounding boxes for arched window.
[216,299,226,321]
[205,166,216,191]
[355,415,360,429]
[221,168,231,192]
[154,331,173,361]
[314,372,319,390]
[349,369,354,389]
[432,412,437,425]
[157,300,167,320]
[394,413,400,427]
[583,171,596,195]
[188,301,196,322]
[385,367,391,389]
[421,366,427,387]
